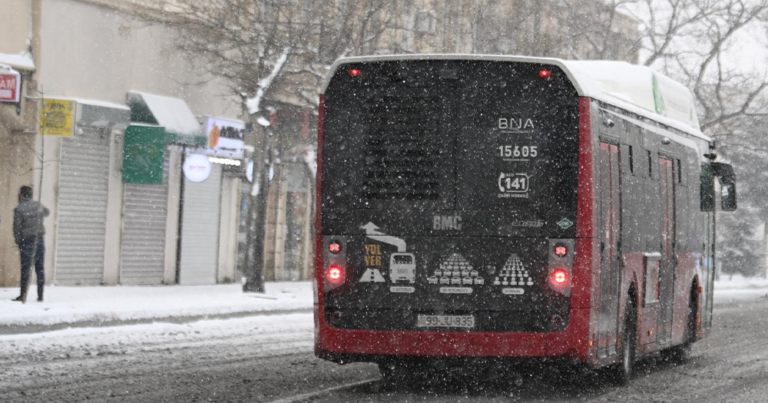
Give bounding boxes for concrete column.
[102,128,124,284]
[163,148,182,284]
[217,176,241,283]
[273,168,288,280]
[301,179,314,281]
[0,123,17,287]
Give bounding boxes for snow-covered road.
[1,289,767,402]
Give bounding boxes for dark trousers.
[19,236,45,299]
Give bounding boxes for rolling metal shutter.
[119,156,169,285]
[54,129,111,285]
[178,162,222,285]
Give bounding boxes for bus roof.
[322,54,710,142]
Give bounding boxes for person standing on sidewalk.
[12,186,50,303]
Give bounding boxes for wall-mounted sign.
[123,125,166,184]
[205,117,244,158]
[0,67,21,103]
[39,98,76,136]
[183,154,212,183]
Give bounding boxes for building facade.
[0,0,640,287]
[0,0,246,287]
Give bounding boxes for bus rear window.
[322,60,580,232]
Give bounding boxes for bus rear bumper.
[315,306,592,363]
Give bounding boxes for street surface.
[1,293,767,402]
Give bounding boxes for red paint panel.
[317,308,592,358]
[570,97,596,362]
[573,97,595,308]
[315,96,326,307]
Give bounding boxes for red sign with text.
[0,72,21,103]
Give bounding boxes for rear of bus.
[315,56,591,366]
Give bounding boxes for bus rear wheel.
[662,286,697,364]
[607,301,637,386]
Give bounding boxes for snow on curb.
[714,275,768,300]
[0,282,312,330]
[1,276,765,332]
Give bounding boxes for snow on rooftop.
[562,60,705,140]
[43,96,130,111]
[129,91,202,136]
[324,54,709,141]
[0,51,36,71]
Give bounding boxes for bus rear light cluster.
[548,239,574,296]
[322,237,347,292]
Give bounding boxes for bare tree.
[614,0,768,132]
[153,0,396,291]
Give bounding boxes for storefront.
[125,92,244,285]
[50,100,130,285]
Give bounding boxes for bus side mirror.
[713,162,737,212]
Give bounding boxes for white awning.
[0,51,36,71]
[128,91,201,136]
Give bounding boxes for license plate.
[416,315,475,328]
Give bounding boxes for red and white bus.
[314,55,736,384]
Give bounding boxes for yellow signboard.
[39,99,76,136]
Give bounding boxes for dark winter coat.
[13,199,50,245]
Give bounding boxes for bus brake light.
[349,69,362,76]
[539,69,552,78]
[327,266,344,283]
[553,269,568,284]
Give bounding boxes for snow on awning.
[0,51,36,71]
[127,91,202,136]
[45,96,131,129]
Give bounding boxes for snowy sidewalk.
[0,282,312,334]
[714,275,768,300]
[0,276,765,335]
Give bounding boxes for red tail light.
[539,69,552,78]
[554,245,568,257]
[329,242,341,254]
[553,269,568,284]
[327,266,344,284]
[349,69,362,76]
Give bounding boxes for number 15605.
[499,145,538,158]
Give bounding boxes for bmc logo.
[433,215,462,231]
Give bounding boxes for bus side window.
[700,164,715,211]
[647,150,653,179]
[644,256,661,305]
